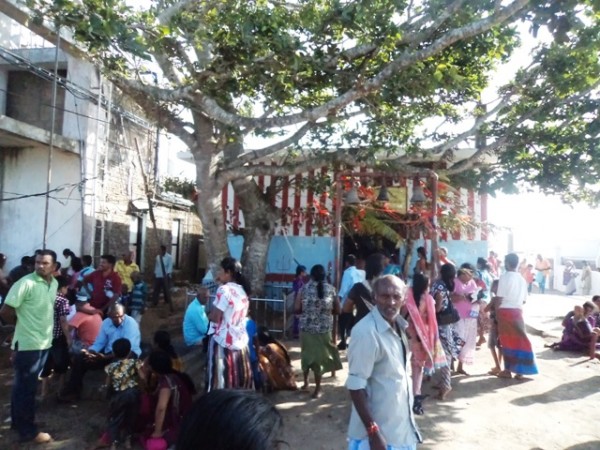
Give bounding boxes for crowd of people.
[0,248,292,449]
[1,243,596,450]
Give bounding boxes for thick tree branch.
[112,77,196,149]
[233,122,314,166]
[190,0,530,130]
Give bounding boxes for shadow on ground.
[511,375,600,406]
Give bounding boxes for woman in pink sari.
[452,265,480,375]
[405,273,447,415]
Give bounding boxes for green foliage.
[160,176,196,198]
[24,0,600,206]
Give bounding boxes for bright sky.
[488,192,600,257]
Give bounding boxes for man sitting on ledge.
[60,303,140,402]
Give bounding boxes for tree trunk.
[190,120,231,268]
[233,177,279,297]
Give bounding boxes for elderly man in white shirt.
[337,255,365,350]
[346,275,421,450]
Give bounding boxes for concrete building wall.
[0,146,82,268]
[6,69,66,131]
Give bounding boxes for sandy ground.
[1,292,600,449]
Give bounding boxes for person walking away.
[0,250,58,444]
[152,245,173,310]
[346,275,422,450]
[562,261,577,295]
[476,258,494,347]
[337,255,365,350]
[581,261,592,296]
[40,275,72,399]
[404,273,447,415]
[206,257,253,390]
[534,254,551,294]
[431,263,461,400]
[496,253,539,379]
[295,264,342,398]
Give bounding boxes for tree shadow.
[511,375,600,406]
[564,442,600,450]
[535,347,587,361]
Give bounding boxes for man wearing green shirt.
[0,250,58,444]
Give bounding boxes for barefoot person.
[295,264,342,398]
[346,275,422,450]
[404,273,447,415]
[431,263,461,400]
[496,253,539,379]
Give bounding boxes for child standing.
[130,272,147,324]
[245,312,262,391]
[523,264,535,294]
[485,280,503,375]
[40,275,72,398]
[102,338,142,449]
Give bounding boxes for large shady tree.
[24,0,600,292]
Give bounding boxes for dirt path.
[273,335,600,450]
[1,309,599,449]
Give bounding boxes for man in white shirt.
[337,255,365,350]
[346,275,421,450]
[152,245,173,311]
[494,252,538,379]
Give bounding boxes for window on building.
[172,219,181,269]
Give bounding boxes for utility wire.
[0,178,94,202]
[0,45,153,131]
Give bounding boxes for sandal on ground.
[496,370,512,379]
[488,367,501,376]
[456,369,469,376]
[514,374,525,380]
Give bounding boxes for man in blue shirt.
[183,286,210,347]
[60,304,140,401]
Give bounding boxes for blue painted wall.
[228,235,336,275]
[399,239,489,274]
[230,234,487,282]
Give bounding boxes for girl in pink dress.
[405,273,447,414]
[452,266,480,375]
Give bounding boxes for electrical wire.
[0,45,153,130]
[0,178,94,202]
